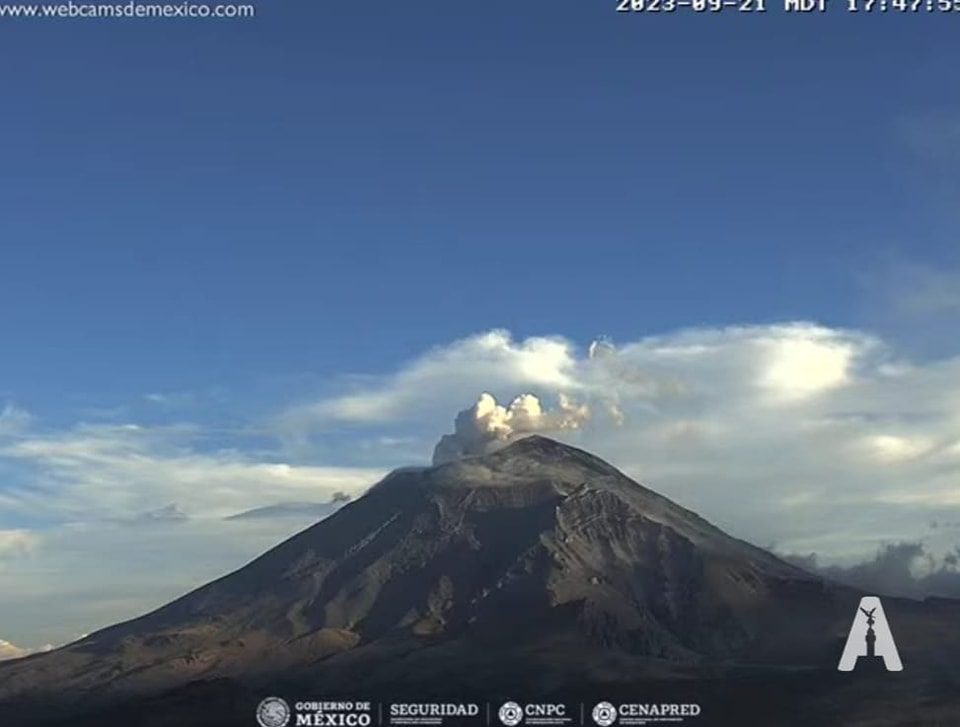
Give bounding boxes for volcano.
[2,436,960,726]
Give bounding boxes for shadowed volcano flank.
[4,437,960,726]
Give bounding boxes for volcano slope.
[2,436,959,726]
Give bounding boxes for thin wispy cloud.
[900,110,960,163]
[0,530,42,559]
[0,404,32,437]
[143,391,198,409]
[883,262,960,317]
[0,423,384,522]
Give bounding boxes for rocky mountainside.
[2,436,960,726]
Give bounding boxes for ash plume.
[432,392,589,465]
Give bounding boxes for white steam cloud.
[0,639,30,662]
[432,392,590,465]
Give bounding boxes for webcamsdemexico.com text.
[0,0,255,19]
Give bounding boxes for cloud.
[613,322,875,405]
[280,330,600,431]
[278,329,683,441]
[0,639,28,661]
[224,490,353,521]
[783,542,960,600]
[0,423,385,521]
[279,323,960,563]
[432,391,592,464]
[0,412,385,649]
[861,256,960,323]
[130,503,189,524]
[900,111,960,163]
[759,333,858,400]
[225,500,347,521]
[0,638,51,662]
[0,517,331,650]
[143,391,197,408]
[881,261,960,317]
[857,434,935,464]
[5,321,960,651]
[0,403,32,437]
[283,323,878,434]
[0,530,42,558]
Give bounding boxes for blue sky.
[2,3,960,654]
[3,3,958,415]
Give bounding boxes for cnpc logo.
[498,701,568,725]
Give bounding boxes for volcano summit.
[2,437,959,726]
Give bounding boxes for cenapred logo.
[498,701,524,726]
[837,596,903,672]
[591,701,700,725]
[591,702,617,727]
[257,697,292,727]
